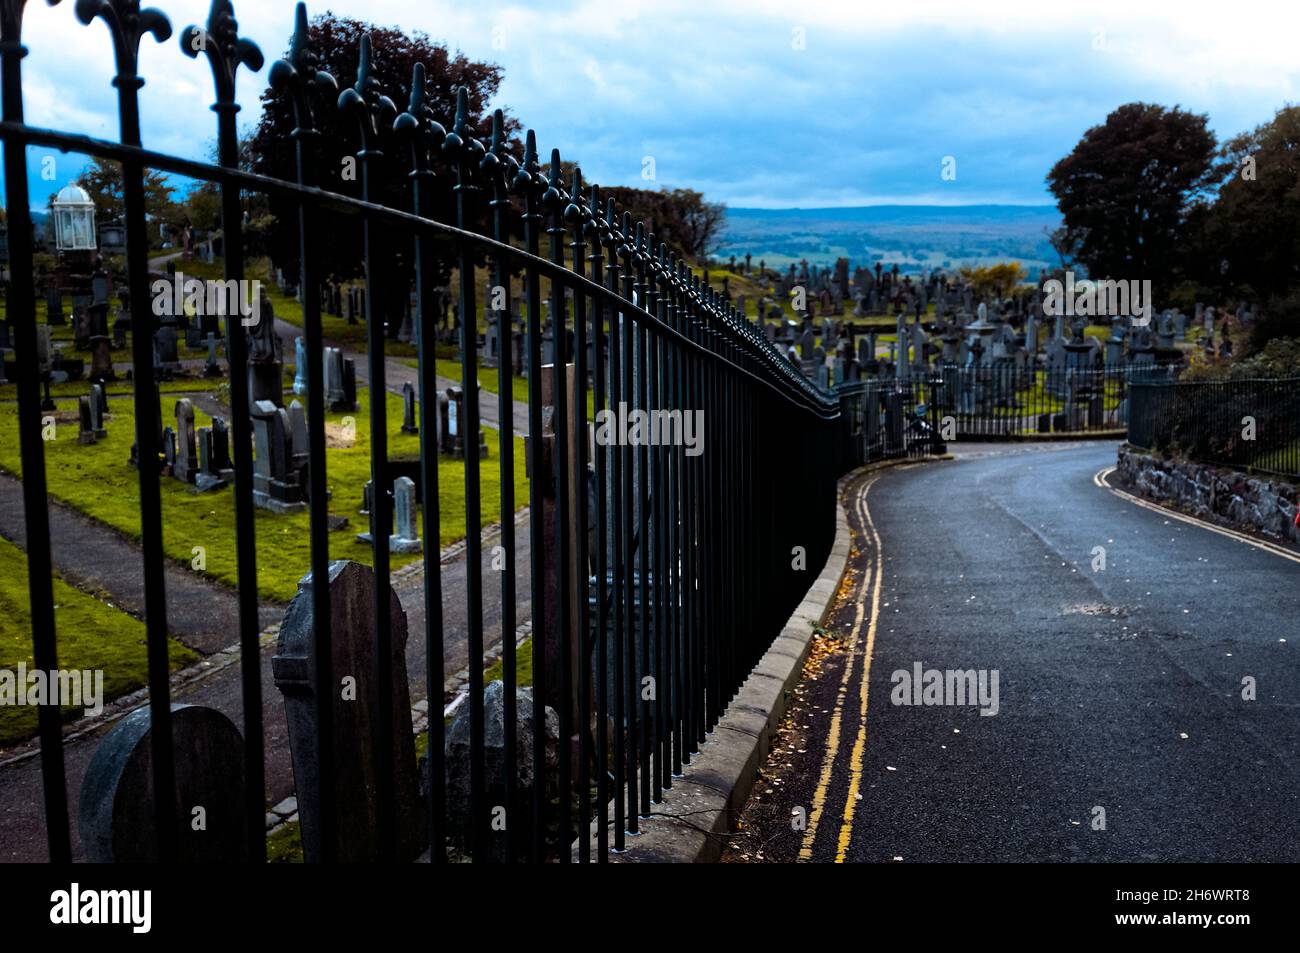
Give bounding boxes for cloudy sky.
[12,0,1300,210]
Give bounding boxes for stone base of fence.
[574,454,948,863]
[1115,445,1300,545]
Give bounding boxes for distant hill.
[716,204,1062,280]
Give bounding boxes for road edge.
[594,454,949,863]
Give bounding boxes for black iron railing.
[1128,376,1300,482]
[2,0,842,863]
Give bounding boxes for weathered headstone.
[293,336,308,395]
[173,398,198,484]
[79,704,247,862]
[438,680,559,861]
[273,560,425,862]
[400,381,418,435]
[389,476,421,554]
[251,400,305,513]
[77,396,96,445]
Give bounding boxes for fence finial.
[337,33,396,157]
[181,0,263,109]
[268,2,338,136]
[75,0,171,86]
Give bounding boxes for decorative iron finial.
[542,148,567,211]
[0,1,62,46]
[180,0,263,109]
[442,85,484,184]
[564,167,591,228]
[393,62,447,173]
[480,108,518,191]
[337,33,396,158]
[511,128,543,197]
[75,0,171,86]
[267,2,338,135]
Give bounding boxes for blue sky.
[11,0,1300,211]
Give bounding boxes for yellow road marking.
[798,476,874,861]
[1095,467,1300,566]
[833,479,885,863]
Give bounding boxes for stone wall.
[1116,446,1300,544]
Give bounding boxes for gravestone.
[248,289,283,408]
[77,397,96,445]
[88,384,108,438]
[154,326,180,375]
[78,704,248,862]
[288,399,310,479]
[273,560,425,862]
[204,333,222,378]
[194,427,228,492]
[210,417,235,478]
[440,385,488,458]
[88,334,115,383]
[46,286,65,326]
[251,400,306,513]
[173,399,198,484]
[400,381,418,435]
[293,336,308,395]
[161,427,177,476]
[438,680,559,861]
[389,476,421,554]
[324,347,346,408]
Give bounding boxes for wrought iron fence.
[1,0,843,863]
[916,361,1179,439]
[835,378,946,472]
[1127,377,1300,482]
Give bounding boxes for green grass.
[420,358,596,421]
[0,376,228,401]
[0,533,197,746]
[481,637,534,689]
[0,386,529,604]
[415,638,535,760]
[265,819,303,863]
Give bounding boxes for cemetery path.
[729,441,1300,863]
[0,508,532,861]
[272,318,530,436]
[0,470,281,654]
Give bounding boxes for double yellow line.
[798,475,885,862]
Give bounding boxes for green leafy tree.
[1047,103,1217,288]
[75,155,176,227]
[1203,106,1300,306]
[959,262,1025,300]
[249,13,519,299]
[599,185,726,262]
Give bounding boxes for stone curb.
[582,453,941,863]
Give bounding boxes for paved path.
[728,441,1300,863]
[0,471,282,654]
[272,317,530,437]
[0,508,532,862]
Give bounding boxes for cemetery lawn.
[0,376,227,401]
[0,533,197,747]
[0,387,529,605]
[414,358,596,421]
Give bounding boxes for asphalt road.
[728,441,1300,863]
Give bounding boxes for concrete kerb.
[576,453,946,863]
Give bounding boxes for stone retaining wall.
[1116,446,1300,543]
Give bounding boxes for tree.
[599,185,726,262]
[959,262,1026,300]
[248,13,520,297]
[76,155,176,226]
[1201,105,1300,306]
[1047,103,1218,290]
